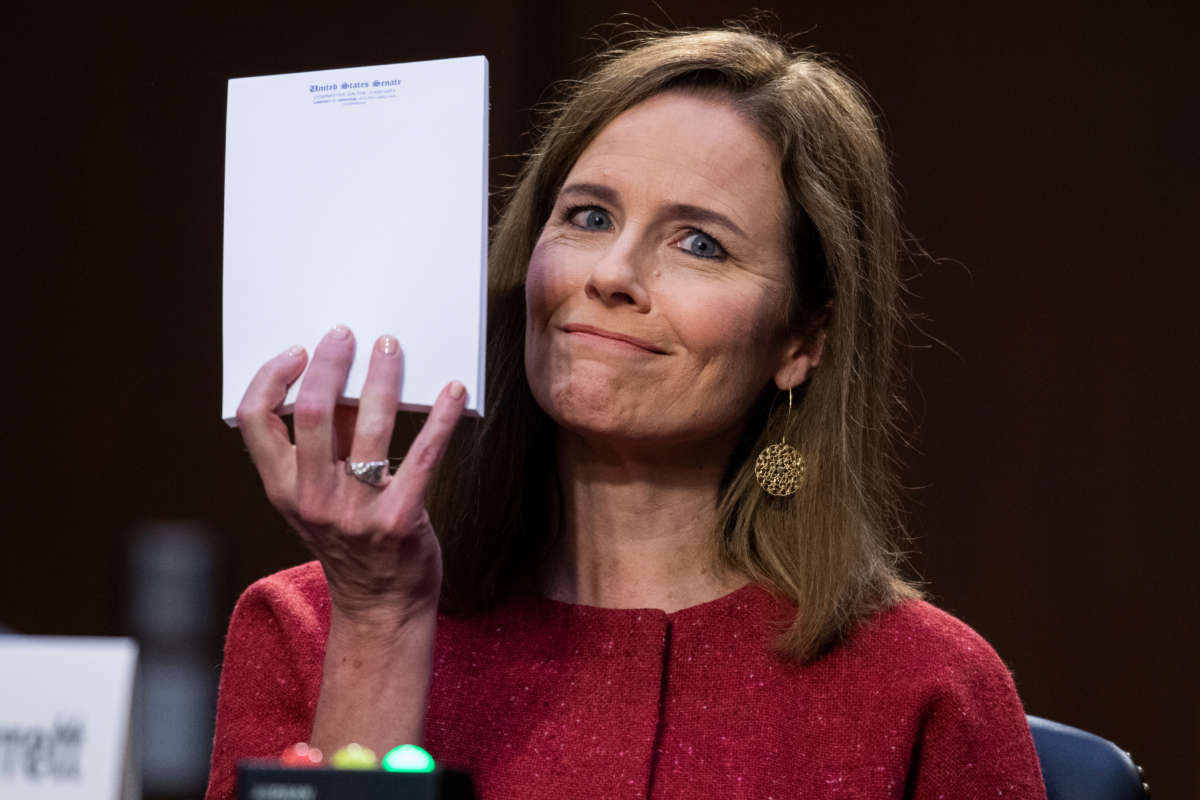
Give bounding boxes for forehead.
[566,91,788,229]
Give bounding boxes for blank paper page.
[222,56,488,423]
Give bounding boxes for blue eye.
[568,207,613,231]
[679,231,724,259]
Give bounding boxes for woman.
[206,28,1046,800]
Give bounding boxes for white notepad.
[222,56,489,424]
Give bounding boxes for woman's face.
[524,91,817,449]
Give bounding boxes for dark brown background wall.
[4,1,1196,797]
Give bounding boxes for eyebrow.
[557,182,749,240]
[558,182,620,206]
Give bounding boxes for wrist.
[314,606,435,754]
[327,598,437,651]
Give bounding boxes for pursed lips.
[560,324,668,354]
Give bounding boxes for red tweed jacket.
[205,561,1046,799]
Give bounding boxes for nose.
[584,235,651,311]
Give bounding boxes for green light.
[382,744,436,773]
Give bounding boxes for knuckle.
[262,482,285,506]
[262,482,292,511]
[337,509,373,539]
[292,398,327,430]
[410,440,442,473]
[296,494,332,527]
[387,500,428,534]
[235,400,266,428]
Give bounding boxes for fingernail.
[378,335,398,356]
[331,324,351,340]
[285,345,304,358]
[448,381,465,399]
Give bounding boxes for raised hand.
[236,325,467,623]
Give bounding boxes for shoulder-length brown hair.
[429,26,920,661]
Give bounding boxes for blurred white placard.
[0,636,139,800]
[222,56,489,424]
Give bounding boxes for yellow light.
[330,743,377,769]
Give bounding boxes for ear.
[773,327,826,391]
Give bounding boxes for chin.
[544,378,621,430]
[528,366,639,438]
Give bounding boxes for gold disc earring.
[754,386,805,497]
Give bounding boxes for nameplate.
[0,636,139,800]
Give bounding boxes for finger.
[236,344,308,488]
[347,335,404,466]
[294,325,356,482]
[387,380,467,506]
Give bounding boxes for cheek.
[524,239,575,331]
[524,240,575,387]
[672,282,784,366]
